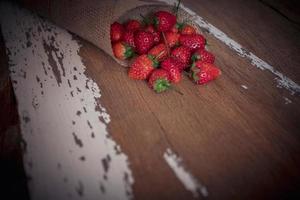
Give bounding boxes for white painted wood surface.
[163,148,208,198]
[0,2,134,200]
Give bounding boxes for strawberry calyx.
[124,45,134,59]
[147,54,159,68]
[175,22,184,31]
[153,17,159,29]
[140,14,152,26]
[153,78,171,93]
[190,63,200,81]
[191,70,199,82]
[191,53,199,62]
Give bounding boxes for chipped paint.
[0,2,134,200]
[283,97,292,105]
[241,85,248,90]
[159,0,300,95]
[163,148,208,198]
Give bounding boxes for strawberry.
[171,23,179,33]
[134,30,154,55]
[181,24,196,35]
[145,25,161,45]
[110,22,124,42]
[153,11,177,32]
[172,23,196,35]
[125,19,141,31]
[192,49,215,64]
[148,69,171,93]
[122,30,136,49]
[148,43,168,62]
[165,31,180,47]
[128,54,158,80]
[191,61,221,85]
[162,57,185,72]
[179,34,206,51]
[112,42,134,60]
[161,57,182,83]
[171,46,191,69]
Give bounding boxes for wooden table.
[1,0,299,199]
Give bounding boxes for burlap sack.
[22,0,200,67]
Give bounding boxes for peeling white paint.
[283,97,292,105]
[160,0,300,95]
[163,148,208,198]
[0,2,133,200]
[241,85,248,90]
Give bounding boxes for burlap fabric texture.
[22,0,200,67]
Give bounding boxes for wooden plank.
[159,0,300,94]
[81,36,300,200]
[260,0,300,25]
[1,0,300,200]
[80,1,300,199]
[0,29,30,200]
[0,32,14,133]
[182,0,300,84]
[0,2,134,200]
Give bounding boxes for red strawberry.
[165,31,180,48]
[192,49,215,64]
[134,30,154,55]
[122,30,136,49]
[191,61,221,85]
[179,34,206,51]
[148,69,171,93]
[171,23,196,35]
[171,46,191,69]
[162,57,185,72]
[153,11,177,32]
[128,54,158,80]
[112,42,134,60]
[145,25,161,45]
[148,43,168,62]
[171,23,179,33]
[110,22,124,42]
[125,19,141,31]
[161,57,182,83]
[181,24,196,35]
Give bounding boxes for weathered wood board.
[1,0,300,200]
[0,2,134,200]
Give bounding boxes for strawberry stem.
[153,49,166,61]
[170,85,184,95]
[161,32,171,57]
[174,0,181,18]
[173,0,181,19]
[140,14,150,26]
[183,70,190,76]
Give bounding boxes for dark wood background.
[1,0,300,199]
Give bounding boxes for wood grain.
[1,0,300,199]
[183,0,300,84]
[80,36,300,199]
[79,1,300,199]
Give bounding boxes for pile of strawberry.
[110,7,221,93]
